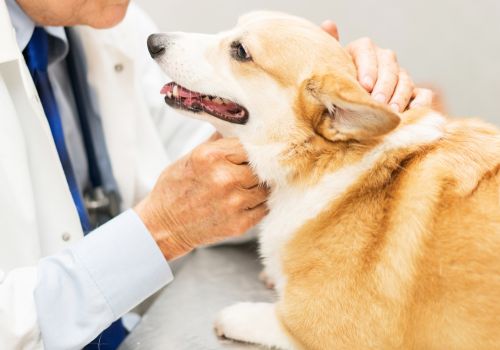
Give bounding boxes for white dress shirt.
[5,1,174,348]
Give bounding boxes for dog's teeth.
[173,85,179,97]
[215,97,224,105]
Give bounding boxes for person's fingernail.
[373,93,386,103]
[362,76,374,89]
[390,103,400,112]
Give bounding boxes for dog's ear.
[307,74,400,141]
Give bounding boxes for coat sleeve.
[0,210,173,350]
[0,267,43,349]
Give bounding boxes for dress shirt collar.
[6,0,69,65]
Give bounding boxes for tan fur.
[279,116,500,349]
[225,16,357,90]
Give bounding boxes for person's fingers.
[237,185,269,210]
[242,202,269,228]
[206,132,222,142]
[230,164,259,189]
[209,137,249,164]
[346,38,378,92]
[409,88,435,109]
[228,202,269,237]
[388,70,415,112]
[224,147,249,165]
[321,20,339,40]
[190,138,247,170]
[371,48,399,103]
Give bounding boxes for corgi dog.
[147,11,500,350]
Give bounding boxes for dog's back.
[410,118,500,349]
[279,111,500,350]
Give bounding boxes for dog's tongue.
[160,84,171,95]
[161,83,201,99]
[160,82,248,124]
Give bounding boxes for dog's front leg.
[214,302,297,349]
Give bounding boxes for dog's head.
[148,11,400,180]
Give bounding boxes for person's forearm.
[134,199,193,260]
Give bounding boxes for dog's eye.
[231,41,252,62]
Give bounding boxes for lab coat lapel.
[0,1,18,64]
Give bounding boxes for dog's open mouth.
[161,82,249,124]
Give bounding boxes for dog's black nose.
[147,34,166,58]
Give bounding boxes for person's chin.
[85,4,130,29]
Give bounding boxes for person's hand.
[135,134,268,261]
[321,21,435,112]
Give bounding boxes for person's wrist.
[134,198,193,261]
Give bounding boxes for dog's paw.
[259,270,276,289]
[214,303,254,341]
[214,302,295,350]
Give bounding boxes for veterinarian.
[0,0,433,349]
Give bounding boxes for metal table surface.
[119,242,276,350]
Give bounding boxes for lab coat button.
[62,232,71,241]
[114,63,124,72]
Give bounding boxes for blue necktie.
[23,27,91,233]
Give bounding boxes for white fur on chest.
[251,112,446,295]
[258,156,382,294]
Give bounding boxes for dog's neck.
[244,109,447,192]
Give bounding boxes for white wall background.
[138,0,500,124]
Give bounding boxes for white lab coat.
[0,2,212,348]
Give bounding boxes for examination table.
[119,242,274,350]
